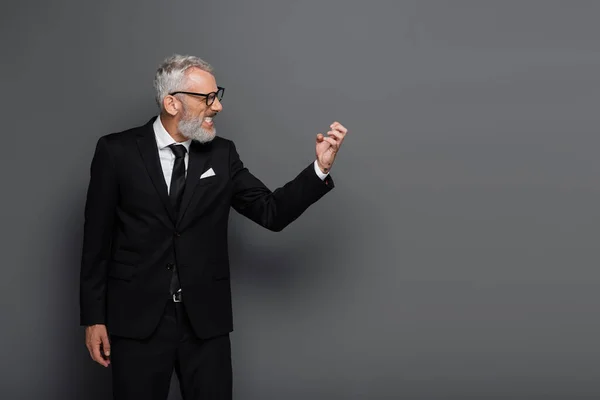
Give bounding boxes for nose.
[211,97,223,112]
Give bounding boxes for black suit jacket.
[79,117,334,339]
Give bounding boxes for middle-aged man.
[80,54,347,399]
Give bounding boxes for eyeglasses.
[170,86,225,106]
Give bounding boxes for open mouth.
[203,116,214,127]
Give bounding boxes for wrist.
[316,160,330,174]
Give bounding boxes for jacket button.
[174,231,181,237]
[166,263,174,270]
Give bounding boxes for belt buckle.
[172,291,182,303]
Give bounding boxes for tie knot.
[169,144,187,159]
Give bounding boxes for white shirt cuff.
[314,160,329,180]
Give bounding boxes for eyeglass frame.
[169,86,225,106]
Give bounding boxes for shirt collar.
[153,115,192,152]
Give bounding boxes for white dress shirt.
[152,116,329,192]
[153,117,192,194]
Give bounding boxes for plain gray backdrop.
[2,0,600,399]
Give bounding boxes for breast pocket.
[198,175,218,186]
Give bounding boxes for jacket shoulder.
[210,136,235,152]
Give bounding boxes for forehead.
[185,68,217,92]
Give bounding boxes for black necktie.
[168,144,187,296]
[169,144,187,215]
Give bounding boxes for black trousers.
[110,300,232,400]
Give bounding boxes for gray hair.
[153,54,214,109]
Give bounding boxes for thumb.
[316,133,324,142]
[101,333,111,357]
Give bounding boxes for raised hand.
[316,121,348,174]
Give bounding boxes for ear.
[163,95,180,117]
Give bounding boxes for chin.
[188,130,215,143]
[200,131,216,143]
[179,121,217,143]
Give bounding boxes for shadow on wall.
[44,197,113,399]
[226,213,340,292]
[52,105,156,400]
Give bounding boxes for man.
[79,54,347,400]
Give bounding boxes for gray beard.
[178,116,216,143]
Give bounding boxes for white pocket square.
[200,168,215,179]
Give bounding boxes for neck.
[159,112,188,143]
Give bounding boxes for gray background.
[1,0,599,399]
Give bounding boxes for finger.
[326,130,344,142]
[86,343,94,360]
[101,333,111,359]
[316,133,325,142]
[91,342,109,367]
[331,122,347,134]
[330,122,348,135]
[324,133,340,146]
[323,137,338,149]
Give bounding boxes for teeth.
[204,117,213,122]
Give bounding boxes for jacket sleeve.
[229,141,334,232]
[79,136,118,326]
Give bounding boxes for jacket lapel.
[136,119,177,224]
[177,140,212,226]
